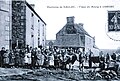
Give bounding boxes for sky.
[27,0,120,49]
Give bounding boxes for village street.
[0,61,120,80]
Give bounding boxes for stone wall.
[12,0,26,49]
[12,1,46,49]
[55,34,85,47]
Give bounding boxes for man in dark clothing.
[54,52,59,68]
[0,47,6,67]
[31,48,37,69]
[111,53,116,60]
[14,50,20,68]
[89,50,92,68]
[9,50,15,67]
[26,45,30,53]
[99,61,105,70]
[71,54,77,64]
[79,51,83,70]
[19,49,25,67]
[99,55,105,62]
[79,53,82,64]
[106,53,110,63]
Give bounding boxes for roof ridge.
[56,23,92,37]
[75,24,91,37]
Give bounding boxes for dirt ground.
[0,67,120,81]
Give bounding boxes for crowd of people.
[0,46,83,70]
[0,46,119,72]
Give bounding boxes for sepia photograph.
[0,0,120,80]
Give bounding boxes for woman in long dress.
[14,49,20,68]
[49,52,54,66]
[24,49,29,68]
[3,50,9,67]
[36,48,41,67]
[9,50,15,67]
[27,50,31,67]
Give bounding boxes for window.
[21,22,24,25]
[38,38,40,46]
[31,35,34,37]
[31,13,34,17]
[31,25,34,30]
[5,35,9,41]
[5,0,10,5]
[38,29,40,36]
[1,3,9,11]
[5,16,9,21]
[31,14,34,29]
[42,24,45,36]
[21,16,23,19]
[42,29,44,36]
[31,32,34,37]
[5,25,9,31]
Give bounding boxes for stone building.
[54,16,99,55]
[0,0,12,50]
[46,40,55,48]
[0,0,46,50]
[12,0,46,49]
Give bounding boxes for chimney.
[78,23,84,27]
[30,4,35,9]
[67,16,75,24]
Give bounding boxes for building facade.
[0,0,12,50]
[54,16,99,55]
[0,0,46,50]
[12,0,46,49]
[46,40,55,48]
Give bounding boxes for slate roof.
[25,1,46,25]
[56,23,92,37]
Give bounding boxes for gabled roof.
[75,24,91,37]
[93,45,99,49]
[25,1,46,25]
[56,23,92,37]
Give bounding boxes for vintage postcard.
[0,0,120,80]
